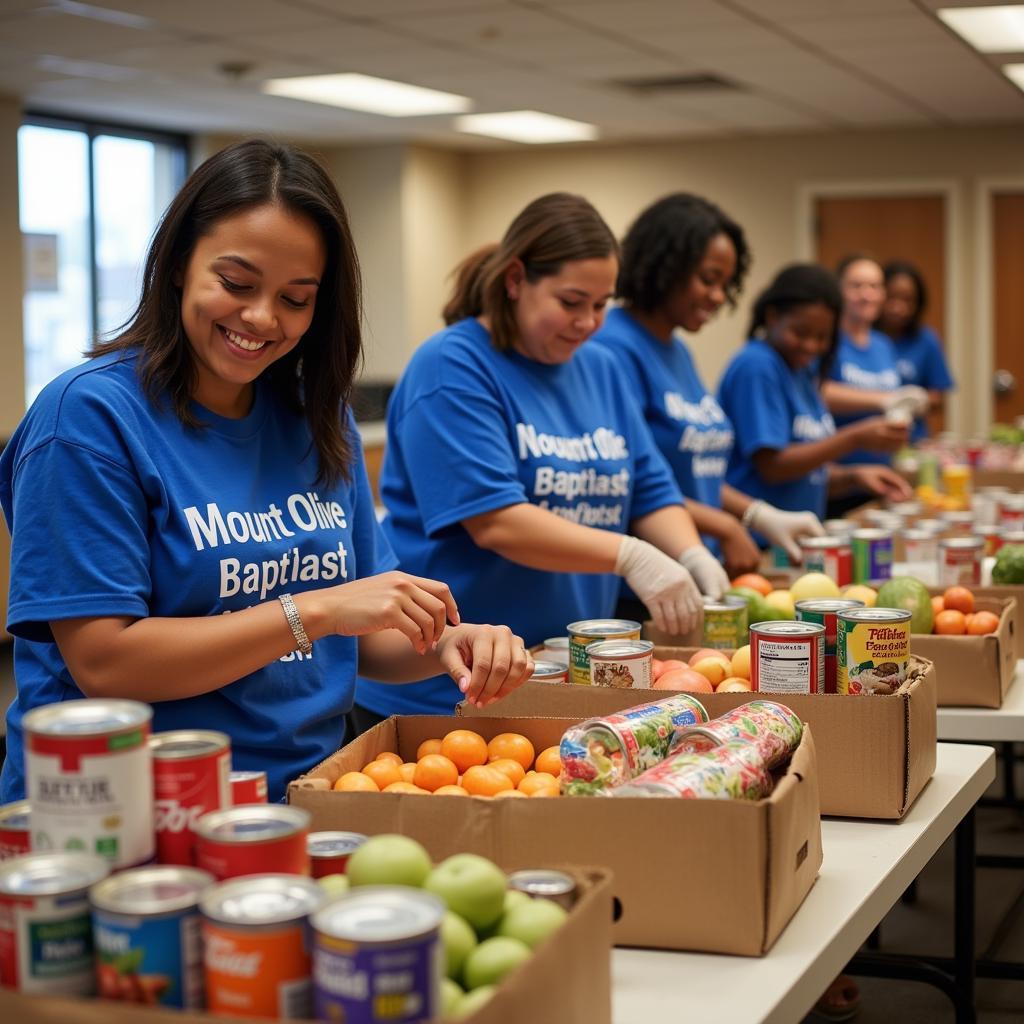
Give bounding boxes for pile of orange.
[332,729,562,798]
[930,586,1000,636]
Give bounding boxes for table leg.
[954,807,976,1023]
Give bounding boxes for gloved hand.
[615,535,703,637]
[678,545,731,600]
[884,385,929,419]
[746,501,826,564]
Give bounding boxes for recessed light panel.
[455,110,598,144]
[938,6,1024,52]
[263,73,471,117]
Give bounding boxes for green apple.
[497,899,568,949]
[423,854,508,932]
[441,977,464,1016]
[477,888,532,940]
[346,834,432,889]
[441,911,477,980]
[462,936,531,990]
[316,873,350,899]
[452,984,495,1018]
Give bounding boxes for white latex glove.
[615,535,703,637]
[884,385,929,419]
[747,501,826,564]
[677,545,730,600]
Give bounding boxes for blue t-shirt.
[828,329,900,465]
[891,325,954,442]
[718,340,836,522]
[0,352,397,803]
[355,318,683,717]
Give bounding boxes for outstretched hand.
[436,623,534,708]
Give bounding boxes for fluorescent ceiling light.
[262,73,471,117]
[455,110,598,144]
[40,0,155,30]
[1004,62,1024,89]
[938,5,1024,52]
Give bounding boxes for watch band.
[279,593,313,655]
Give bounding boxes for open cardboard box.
[0,865,614,1024]
[288,715,822,956]
[465,656,936,820]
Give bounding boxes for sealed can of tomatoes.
[799,536,852,587]
[0,802,31,861]
[151,730,231,866]
[23,699,153,868]
[837,607,911,695]
[567,619,641,686]
[508,869,577,910]
[308,832,367,879]
[90,865,213,1009]
[0,851,108,994]
[701,596,748,650]
[671,700,803,768]
[938,536,984,587]
[312,887,444,1024]
[230,770,269,806]
[750,621,825,695]
[851,529,893,584]
[528,660,569,684]
[614,743,773,800]
[794,598,865,694]
[193,805,310,881]
[202,873,325,1019]
[587,639,654,689]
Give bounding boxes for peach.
[687,648,732,668]
[691,657,728,687]
[717,676,753,693]
[653,668,714,693]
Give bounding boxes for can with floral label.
[750,621,825,695]
[614,743,773,800]
[701,596,748,650]
[587,639,653,688]
[837,607,911,695]
[938,536,984,587]
[567,619,641,686]
[671,700,803,768]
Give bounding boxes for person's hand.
[884,385,929,418]
[435,623,533,708]
[615,536,702,636]
[719,522,762,578]
[678,545,731,600]
[851,465,914,502]
[747,502,825,564]
[331,571,459,654]
[852,415,910,453]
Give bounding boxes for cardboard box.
[0,866,614,1024]
[464,656,937,820]
[288,715,822,956]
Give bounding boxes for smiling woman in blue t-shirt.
[0,140,531,802]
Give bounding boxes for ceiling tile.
[99,0,335,35]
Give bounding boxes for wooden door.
[814,194,947,433]
[993,193,1024,424]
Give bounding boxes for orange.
[930,596,945,618]
[943,586,975,616]
[383,781,429,794]
[529,786,560,798]
[487,758,526,787]
[461,765,513,797]
[362,759,403,790]
[441,730,489,773]
[399,762,418,783]
[333,771,379,793]
[730,573,773,596]
[374,751,403,766]
[416,738,443,760]
[494,789,527,799]
[534,746,562,777]
[487,733,535,771]
[934,609,967,635]
[518,773,560,797]
[413,754,459,792]
[433,785,469,797]
[967,610,999,635]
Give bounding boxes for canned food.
[559,694,709,795]
[837,608,911,695]
[308,832,367,879]
[1001,529,1024,548]
[193,805,311,881]
[888,501,923,520]
[23,699,153,868]
[90,865,213,1008]
[542,637,570,666]
[0,851,108,994]
[863,510,902,531]
[851,529,893,584]
[974,486,1008,526]
[903,528,939,565]
[976,524,1005,558]
[151,730,232,866]
[671,700,803,768]
[750,621,825,695]
[793,600,865,694]
[0,801,30,861]
[587,639,654,688]
[615,743,773,800]
[940,509,976,535]
[528,660,569,684]
[999,493,1024,528]
[914,518,947,536]
[823,519,854,538]
[311,887,444,1024]
[799,536,852,587]
[507,869,577,910]
[938,536,984,587]
[701,596,748,650]
[201,873,326,1019]
[230,771,269,806]
[567,619,641,686]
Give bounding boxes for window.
[18,117,187,404]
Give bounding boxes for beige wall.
[0,95,25,438]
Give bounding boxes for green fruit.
[496,899,568,949]
[316,874,350,898]
[875,577,934,634]
[441,977,464,1016]
[346,834,432,889]
[440,911,477,980]
[725,587,775,628]
[423,854,508,932]
[462,936,531,990]
[452,985,496,1018]
[477,888,531,940]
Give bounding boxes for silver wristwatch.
[279,593,313,655]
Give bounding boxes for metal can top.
[941,510,976,524]
[1002,493,1024,509]
[902,528,938,541]
[799,535,849,551]
[975,523,1004,536]
[529,660,568,680]
[863,511,902,528]
[0,800,30,831]
[201,873,325,927]
[703,595,747,611]
[90,865,214,916]
[150,730,230,759]
[823,519,854,534]
[851,528,894,541]
[229,770,266,782]
[0,851,108,897]
[543,637,570,650]
[22,698,152,737]
[750,620,826,636]
[888,501,923,516]
[508,869,576,899]
[567,619,641,639]
[311,887,444,944]
[585,639,654,659]
[193,804,310,844]
[307,832,367,858]
[914,519,947,534]
[838,607,912,624]
[794,598,865,614]
[939,536,984,550]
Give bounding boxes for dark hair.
[91,138,363,486]
[616,193,750,313]
[835,252,881,282]
[748,263,842,381]
[443,193,618,351]
[879,259,928,335]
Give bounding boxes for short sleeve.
[721,361,793,459]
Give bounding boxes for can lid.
[939,536,984,549]
[851,528,894,540]
[794,599,865,613]
[567,619,641,638]
[308,832,368,856]
[201,873,326,925]
[529,660,568,679]
[0,851,109,896]
[542,637,570,649]
[799,535,847,550]
[91,866,214,915]
[750,620,826,636]
[585,639,654,658]
[902,529,937,541]
[702,596,747,610]
[194,804,310,843]
[229,770,266,782]
[0,800,30,829]
[311,886,444,941]
[150,730,230,758]
[839,607,912,623]
[508,869,576,897]
[23,698,152,736]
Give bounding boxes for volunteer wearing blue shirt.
[719,264,912,525]
[0,140,530,803]
[876,260,954,441]
[591,194,824,571]
[356,194,718,722]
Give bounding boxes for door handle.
[994,369,1017,396]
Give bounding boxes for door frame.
[795,179,964,435]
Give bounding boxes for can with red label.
[750,621,825,695]
[230,771,269,806]
[794,599,865,694]
[193,806,311,881]
[151,731,231,866]
[940,509,976,535]
[308,832,367,879]
[938,536,984,587]
[799,536,852,586]
[999,493,1024,528]
[0,802,30,862]
[903,528,939,565]
[976,524,1005,558]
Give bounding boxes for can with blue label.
[851,529,894,584]
[90,865,214,1008]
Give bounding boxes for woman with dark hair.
[718,264,911,527]
[876,259,954,441]
[591,193,825,572]
[354,193,714,724]
[0,139,531,802]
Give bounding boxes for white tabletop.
[937,662,1024,742]
[612,743,995,1024]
